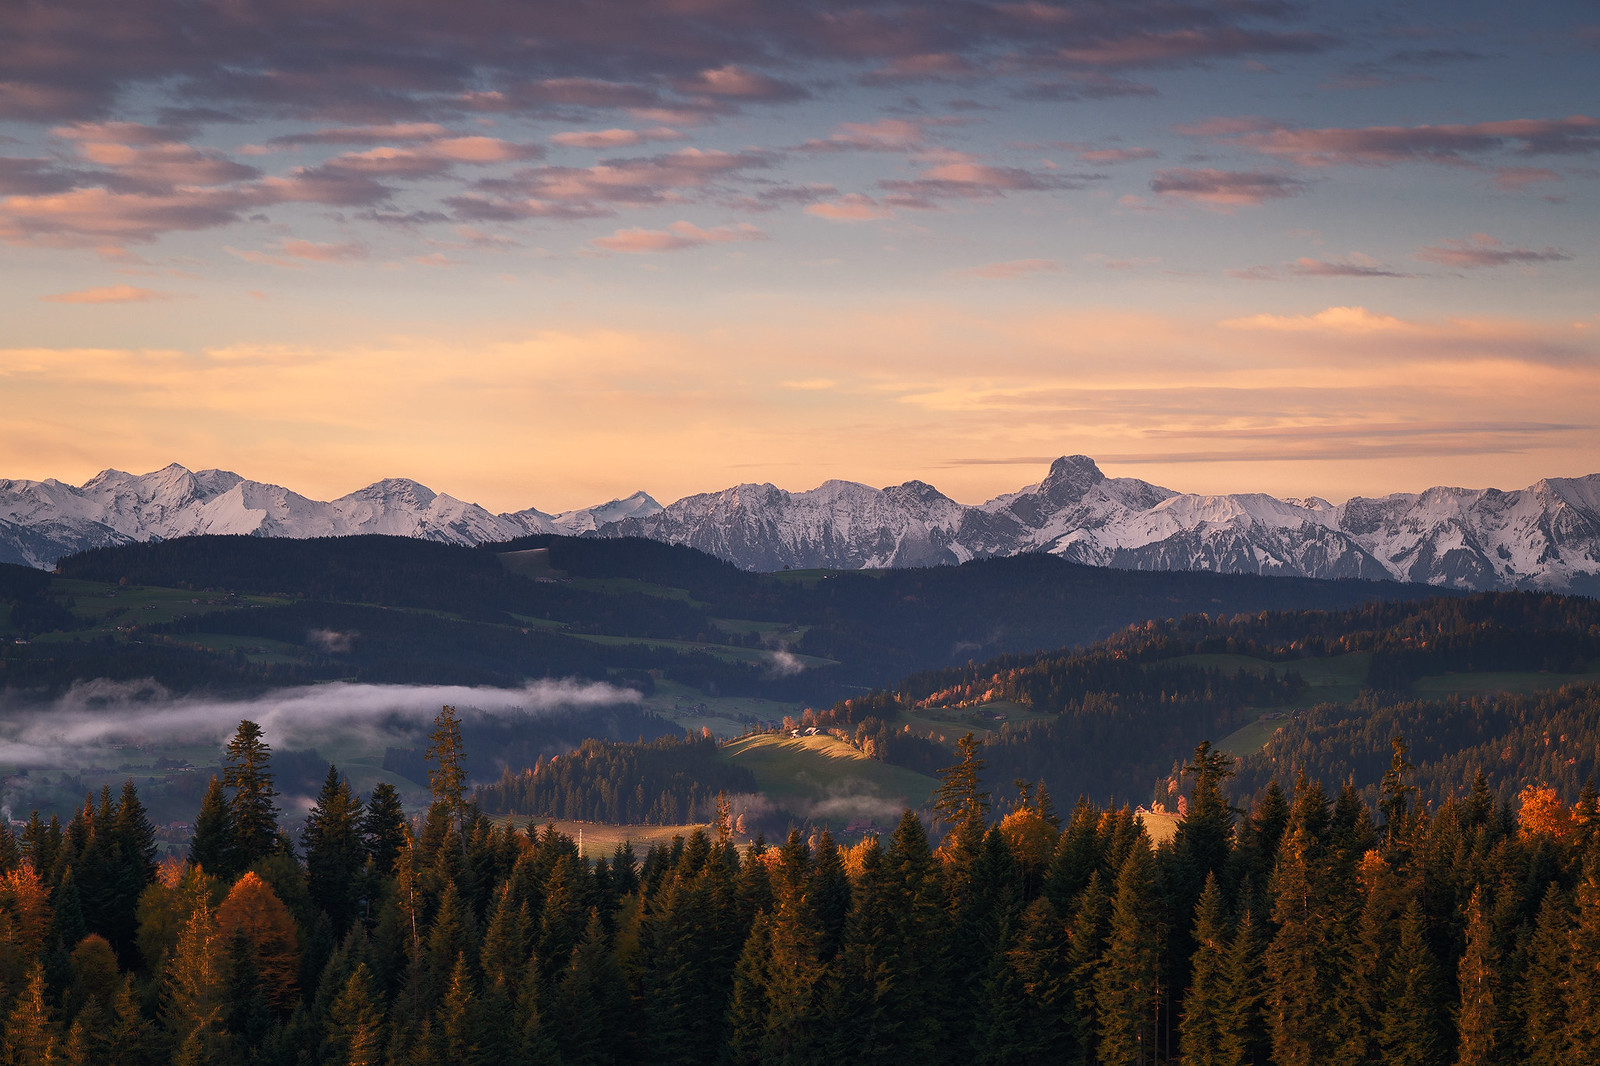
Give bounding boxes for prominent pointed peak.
[1039,455,1105,500]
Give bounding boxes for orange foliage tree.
[215,871,301,1013]
[1517,785,1576,843]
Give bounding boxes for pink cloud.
[1149,168,1304,207]
[672,66,806,101]
[1415,234,1571,269]
[591,220,765,253]
[800,118,928,153]
[968,258,1062,279]
[1288,255,1414,278]
[804,194,893,221]
[1058,27,1329,68]
[549,127,683,149]
[881,155,1082,203]
[41,283,171,303]
[1205,115,1600,166]
[862,53,976,84]
[280,238,368,262]
[1062,144,1158,164]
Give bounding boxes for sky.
[1,0,1595,512]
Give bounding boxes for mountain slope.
[4,458,1598,592]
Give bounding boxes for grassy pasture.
[639,679,802,737]
[719,733,937,821]
[1411,666,1600,696]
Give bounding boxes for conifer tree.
[1519,884,1570,1066]
[187,777,237,882]
[1096,842,1161,1066]
[1377,898,1446,1066]
[724,912,772,1066]
[552,910,630,1066]
[1004,896,1070,1060]
[426,706,468,830]
[1566,860,1600,1063]
[162,896,227,1066]
[934,733,990,831]
[1455,886,1499,1066]
[437,952,477,1066]
[361,782,407,879]
[808,829,851,962]
[1263,812,1340,1066]
[108,779,158,964]
[1179,873,1229,1066]
[1062,868,1111,1066]
[221,720,279,869]
[2,962,60,1066]
[1213,908,1267,1066]
[303,765,366,934]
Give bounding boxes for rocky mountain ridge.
[4,458,1597,593]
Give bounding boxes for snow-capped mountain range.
[4,457,1599,593]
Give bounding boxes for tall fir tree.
[1455,885,1500,1066]
[187,777,237,882]
[1377,898,1446,1066]
[221,720,279,870]
[1178,873,1229,1066]
[302,765,366,934]
[361,782,408,880]
[1095,841,1162,1066]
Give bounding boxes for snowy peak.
[550,491,662,534]
[4,458,1599,593]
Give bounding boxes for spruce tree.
[1213,908,1267,1066]
[1095,842,1161,1066]
[934,733,990,830]
[1519,884,1570,1066]
[1455,886,1499,1066]
[302,765,365,934]
[187,776,237,881]
[361,782,407,879]
[1566,861,1600,1063]
[222,720,279,869]
[1179,873,1229,1066]
[1,962,60,1066]
[1377,897,1446,1066]
[426,706,469,830]
[1263,816,1339,1066]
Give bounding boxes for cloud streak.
[0,678,641,769]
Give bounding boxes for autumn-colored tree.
[2,962,60,1066]
[1518,784,1576,844]
[214,871,301,1014]
[162,896,227,1066]
[0,864,53,997]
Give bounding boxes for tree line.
[3,706,1600,1065]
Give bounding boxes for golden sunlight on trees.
[214,872,301,1014]
[1518,784,1576,843]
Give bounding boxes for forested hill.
[4,533,1447,701]
[788,590,1600,810]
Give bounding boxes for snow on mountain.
[605,477,973,570]
[2,466,590,567]
[549,491,662,535]
[4,459,1598,592]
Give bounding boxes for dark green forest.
[3,711,1599,1066]
[1,533,1445,704]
